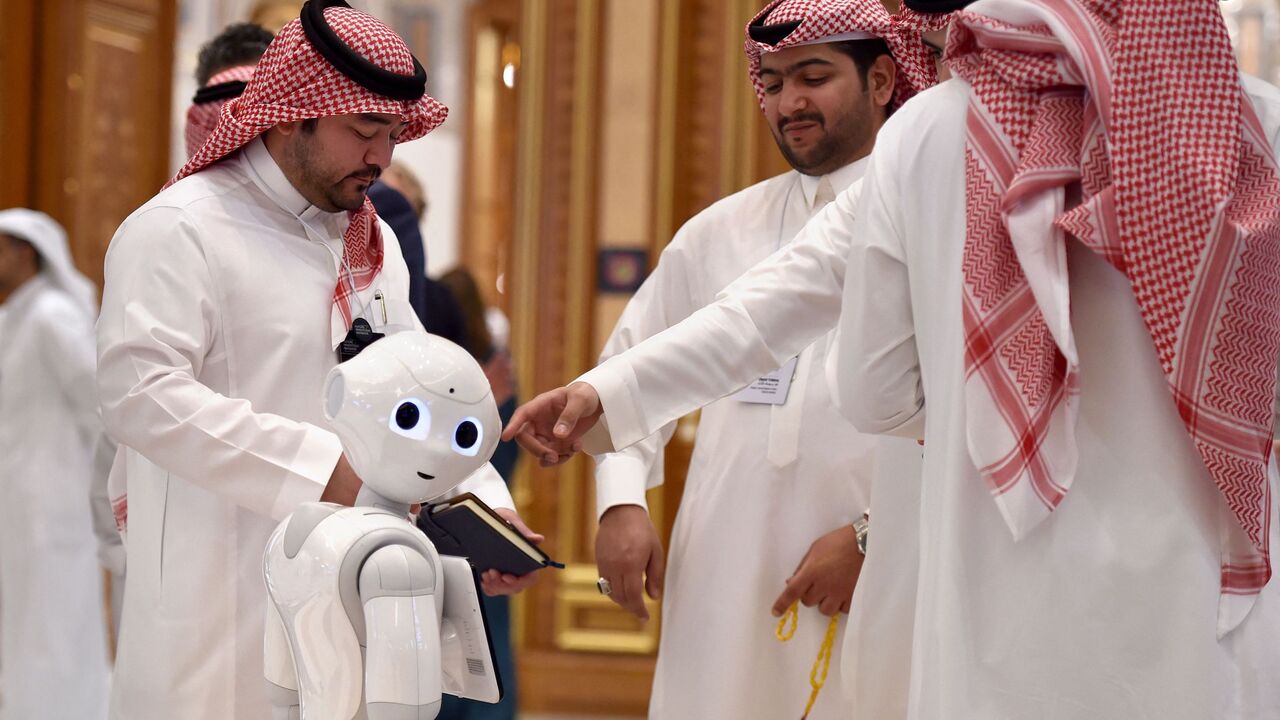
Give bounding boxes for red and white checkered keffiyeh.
[184,64,257,160]
[744,0,950,111]
[170,4,448,337]
[951,0,1280,623]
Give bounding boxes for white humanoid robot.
[264,331,505,720]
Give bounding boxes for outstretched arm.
[503,185,866,463]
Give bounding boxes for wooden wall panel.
[31,0,175,290]
[0,0,37,209]
[461,0,521,314]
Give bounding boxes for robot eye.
[388,398,431,440]
[451,417,484,457]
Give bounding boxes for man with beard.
[96,3,537,718]
[90,22,279,648]
[588,1,938,716]
[510,0,1280,717]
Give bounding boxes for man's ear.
[868,54,898,110]
[274,120,304,136]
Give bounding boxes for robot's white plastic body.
[263,332,503,720]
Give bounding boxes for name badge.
[733,356,799,405]
[337,317,385,362]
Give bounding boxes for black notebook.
[420,493,564,576]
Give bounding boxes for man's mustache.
[348,167,383,182]
[778,112,825,132]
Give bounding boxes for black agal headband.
[901,0,974,11]
[192,80,248,105]
[299,0,427,101]
[747,17,803,47]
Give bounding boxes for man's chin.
[775,137,823,173]
[331,191,369,212]
[782,149,827,175]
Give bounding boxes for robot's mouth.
[417,471,436,480]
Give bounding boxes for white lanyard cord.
[318,237,375,326]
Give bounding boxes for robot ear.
[323,367,346,421]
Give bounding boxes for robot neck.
[355,484,412,517]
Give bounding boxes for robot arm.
[264,599,301,720]
[359,543,444,720]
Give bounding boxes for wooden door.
[0,0,176,290]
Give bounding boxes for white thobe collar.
[241,137,350,244]
[797,155,871,212]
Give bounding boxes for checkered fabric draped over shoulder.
[184,64,257,160]
[170,3,449,333]
[949,0,1280,621]
[743,0,951,111]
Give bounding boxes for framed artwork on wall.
[597,249,649,295]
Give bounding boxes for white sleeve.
[592,231,704,518]
[827,142,925,438]
[444,463,515,510]
[579,188,860,455]
[96,207,343,521]
[89,433,125,575]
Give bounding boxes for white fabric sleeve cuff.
[578,358,647,455]
[594,453,652,519]
[270,425,343,520]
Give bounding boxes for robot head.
[322,331,501,504]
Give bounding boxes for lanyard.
[316,233,377,329]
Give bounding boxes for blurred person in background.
[368,161,469,345]
[439,267,518,482]
[0,209,109,720]
[433,265,519,720]
[185,22,275,159]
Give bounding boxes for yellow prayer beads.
[775,601,840,719]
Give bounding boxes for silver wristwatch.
[852,510,870,556]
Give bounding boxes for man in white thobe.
[824,1,1280,716]
[97,6,535,719]
[590,2,939,717]
[0,209,109,719]
[506,1,1280,717]
[90,21,277,648]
